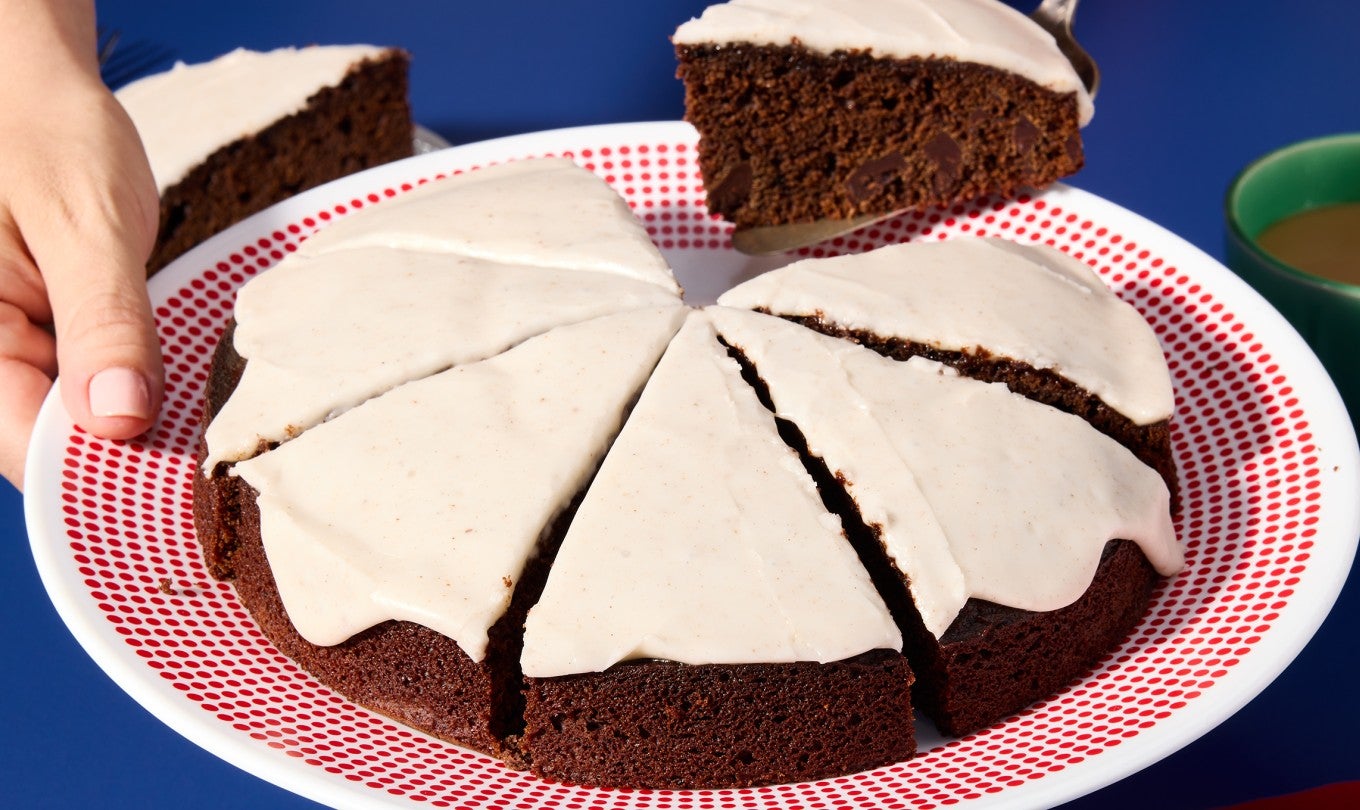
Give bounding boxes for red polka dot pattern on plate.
[54,135,1327,809]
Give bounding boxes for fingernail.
[89,367,152,419]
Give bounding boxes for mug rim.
[1224,132,1360,296]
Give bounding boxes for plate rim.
[24,119,1360,810]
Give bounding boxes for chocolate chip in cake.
[924,132,963,196]
[709,161,753,213]
[846,151,908,202]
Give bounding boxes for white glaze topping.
[202,249,679,470]
[520,311,902,678]
[673,0,1093,125]
[234,306,686,658]
[708,306,1181,638]
[717,237,1174,426]
[296,158,681,294]
[115,46,385,193]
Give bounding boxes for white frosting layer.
[203,250,678,469]
[673,0,1093,125]
[204,151,1177,673]
[717,237,1174,426]
[203,158,684,470]
[297,159,681,294]
[115,46,385,193]
[520,311,902,678]
[234,306,686,658]
[709,306,1182,638]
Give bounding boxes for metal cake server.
[729,0,1098,256]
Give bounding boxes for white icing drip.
[520,311,902,678]
[234,306,687,658]
[115,46,386,193]
[202,249,679,470]
[296,158,681,294]
[673,0,1093,125]
[717,237,1174,426]
[708,306,1182,638]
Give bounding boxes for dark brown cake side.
[515,337,918,788]
[777,313,1181,510]
[196,321,919,788]
[912,540,1157,736]
[193,322,535,765]
[149,50,413,275]
[675,44,1083,229]
[723,340,1166,739]
[521,651,916,789]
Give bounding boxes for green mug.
[1224,133,1360,429]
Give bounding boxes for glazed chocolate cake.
[114,45,413,275]
[517,313,915,788]
[672,0,1092,230]
[719,340,1163,737]
[194,158,1181,789]
[195,308,687,762]
[713,238,1181,735]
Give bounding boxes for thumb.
[23,143,164,441]
[48,257,164,441]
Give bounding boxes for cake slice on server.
[199,306,685,760]
[200,159,682,470]
[708,305,1182,736]
[672,0,1091,229]
[518,310,915,789]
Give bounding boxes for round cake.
[193,157,1182,789]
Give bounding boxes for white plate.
[26,121,1360,809]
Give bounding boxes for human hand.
[0,0,163,491]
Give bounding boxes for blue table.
[4,1,1357,807]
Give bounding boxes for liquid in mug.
[1256,202,1360,286]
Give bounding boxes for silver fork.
[731,0,1098,256]
[97,28,176,90]
[96,27,121,66]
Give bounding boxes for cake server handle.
[730,0,1096,256]
[1029,0,1099,101]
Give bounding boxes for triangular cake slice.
[297,157,682,294]
[517,310,913,788]
[201,306,684,757]
[709,305,1181,735]
[202,248,678,468]
[717,236,1179,500]
[673,0,1090,229]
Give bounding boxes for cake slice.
[709,305,1181,735]
[673,0,1091,229]
[717,237,1179,502]
[201,250,679,470]
[518,310,914,788]
[196,306,686,759]
[200,158,683,470]
[296,157,682,294]
[115,45,413,273]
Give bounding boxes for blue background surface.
[3,1,1358,807]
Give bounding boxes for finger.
[47,259,163,441]
[0,298,58,490]
[0,300,58,377]
[0,218,54,324]
[0,358,54,491]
